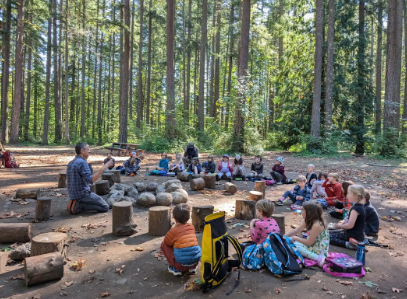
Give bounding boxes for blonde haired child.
[250,200,280,244]
[169,153,185,173]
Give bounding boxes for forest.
[0,0,406,157]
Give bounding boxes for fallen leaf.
[70,259,86,271]
[337,280,353,286]
[275,287,282,294]
[100,292,111,297]
[392,287,402,294]
[53,227,68,233]
[245,289,252,293]
[115,265,126,275]
[134,247,144,251]
[64,281,73,287]
[376,288,386,294]
[326,291,333,295]
[360,291,372,299]
[10,273,24,280]
[89,269,96,274]
[59,291,67,296]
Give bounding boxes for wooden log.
[101,173,115,187]
[177,171,192,182]
[15,188,40,200]
[249,191,263,202]
[24,252,64,287]
[224,182,237,194]
[0,252,7,274]
[271,213,285,235]
[35,197,52,222]
[235,199,256,220]
[0,223,33,243]
[254,180,266,199]
[95,180,110,195]
[58,172,67,188]
[109,169,121,183]
[192,205,214,231]
[31,232,68,257]
[204,175,216,189]
[190,177,205,191]
[90,184,96,193]
[112,201,137,237]
[148,206,171,236]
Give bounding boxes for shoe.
[316,254,325,268]
[216,175,220,181]
[168,266,182,276]
[126,172,130,176]
[227,177,232,182]
[277,182,283,185]
[67,199,80,214]
[242,176,246,181]
[130,172,135,176]
[275,200,284,206]
[346,238,358,250]
[187,266,198,275]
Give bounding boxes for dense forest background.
[0,0,406,157]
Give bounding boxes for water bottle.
[355,242,366,265]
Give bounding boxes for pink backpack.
[323,252,365,278]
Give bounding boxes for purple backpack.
[323,252,365,278]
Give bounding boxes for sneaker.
[126,172,130,176]
[216,175,220,181]
[345,238,358,250]
[67,199,80,215]
[130,172,135,176]
[242,176,246,181]
[275,200,284,206]
[277,181,283,185]
[187,266,198,275]
[168,266,182,276]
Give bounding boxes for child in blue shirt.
[155,153,169,172]
[276,175,310,206]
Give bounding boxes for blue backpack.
[242,243,264,270]
[263,233,304,276]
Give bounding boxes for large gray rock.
[106,190,125,207]
[133,182,146,192]
[157,185,166,194]
[125,187,139,198]
[110,183,132,193]
[171,191,188,204]
[137,192,156,206]
[164,179,182,189]
[146,182,158,192]
[155,192,173,206]
[9,242,31,260]
[165,183,183,193]
[122,196,137,206]
[173,188,188,198]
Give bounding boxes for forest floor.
[1,146,407,299]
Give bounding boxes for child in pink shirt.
[250,200,280,244]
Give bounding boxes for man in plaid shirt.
[66,143,113,214]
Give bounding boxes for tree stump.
[109,169,121,183]
[235,199,256,220]
[112,201,137,236]
[35,197,52,222]
[254,180,266,199]
[102,173,115,187]
[272,213,285,235]
[90,184,96,193]
[15,188,40,200]
[204,175,216,189]
[0,223,33,243]
[224,182,237,194]
[177,172,192,182]
[24,252,64,287]
[58,172,67,188]
[148,206,171,236]
[0,252,7,274]
[31,232,68,257]
[190,177,205,191]
[95,180,110,195]
[192,205,214,231]
[249,191,263,202]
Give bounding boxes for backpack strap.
[225,235,243,267]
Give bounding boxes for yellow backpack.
[201,212,243,294]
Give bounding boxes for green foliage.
[372,128,406,158]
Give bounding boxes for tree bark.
[375,0,383,135]
[249,190,263,202]
[31,232,67,256]
[190,177,205,191]
[24,0,33,141]
[235,199,255,220]
[0,223,33,243]
[223,182,237,194]
[403,0,407,134]
[80,0,86,138]
[112,201,137,236]
[64,0,70,144]
[185,0,192,124]
[10,0,26,143]
[92,0,100,140]
[148,206,171,236]
[97,0,106,145]
[24,253,64,287]
[254,180,266,199]
[129,0,135,120]
[191,205,214,231]
[198,0,208,131]
[53,0,62,143]
[35,197,52,222]
[225,2,235,130]
[16,188,40,199]
[166,0,176,138]
[58,171,67,188]
[310,0,324,139]
[146,0,153,125]
[325,0,335,131]
[137,0,144,127]
[95,180,110,195]
[213,0,221,122]
[271,214,285,235]
[204,174,216,189]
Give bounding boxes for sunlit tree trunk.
[146,0,153,125]
[24,0,33,141]
[198,0,208,131]
[80,0,86,138]
[166,0,176,138]
[137,0,144,127]
[325,0,335,132]
[43,1,53,145]
[213,0,221,122]
[64,0,70,144]
[225,1,234,131]
[375,0,383,135]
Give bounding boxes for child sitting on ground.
[250,200,280,244]
[322,173,344,206]
[161,204,201,276]
[201,155,216,174]
[285,202,329,267]
[247,155,264,178]
[104,153,116,170]
[306,164,318,188]
[187,157,201,175]
[233,155,246,180]
[364,190,379,236]
[217,154,233,181]
[155,153,169,172]
[329,185,366,249]
[329,180,353,219]
[276,175,310,206]
[311,172,328,198]
[169,153,185,174]
[270,157,286,185]
[124,154,141,176]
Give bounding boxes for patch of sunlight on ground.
[381,200,407,209]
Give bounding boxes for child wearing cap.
[233,155,246,180]
[183,142,199,167]
[217,155,233,181]
[270,156,286,185]
[187,157,201,174]
[306,164,318,188]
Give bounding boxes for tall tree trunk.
[384,0,403,136]
[310,0,324,139]
[24,0,33,141]
[53,0,62,142]
[209,2,216,118]
[119,0,130,143]
[137,0,144,127]
[43,1,53,145]
[92,0,100,140]
[64,0,70,144]
[34,72,38,139]
[97,0,106,145]
[110,0,116,131]
[1,0,12,142]
[233,0,250,152]
[184,0,192,124]
[166,0,176,138]
[213,0,221,122]
[225,1,234,131]
[376,0,383,135]
[182,0,187,123]
[403,0,407,134]
[80,0,86,138]
[198,0,208,131]
[325,0,335,131]
[10,0,26,143]
[128,0,135,120]
[146,0,153,125]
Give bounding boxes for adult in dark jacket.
[364,190,379,236]
[183,142,199,167]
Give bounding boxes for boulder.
[133,182,146,192]
[137,192,156,206]
[155,193,173,206]
[9,242,31,260]
[172,191,188,204]
[157,185,166,194]
[125,187,139,198]
[164,179,182,189]
[122,196,137,206]
[106,190,125,207]
[146,182,158,192]
[165,183,183,193]
[174,188,188,198]
[110,183,132,193]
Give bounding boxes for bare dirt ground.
[1,146,407,299]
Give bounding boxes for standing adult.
[66,142,113,214]
[182,142,199,167]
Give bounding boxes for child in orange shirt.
[161,204,201,276]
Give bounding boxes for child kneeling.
[285,202,329,267]
[161,204,201,276]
